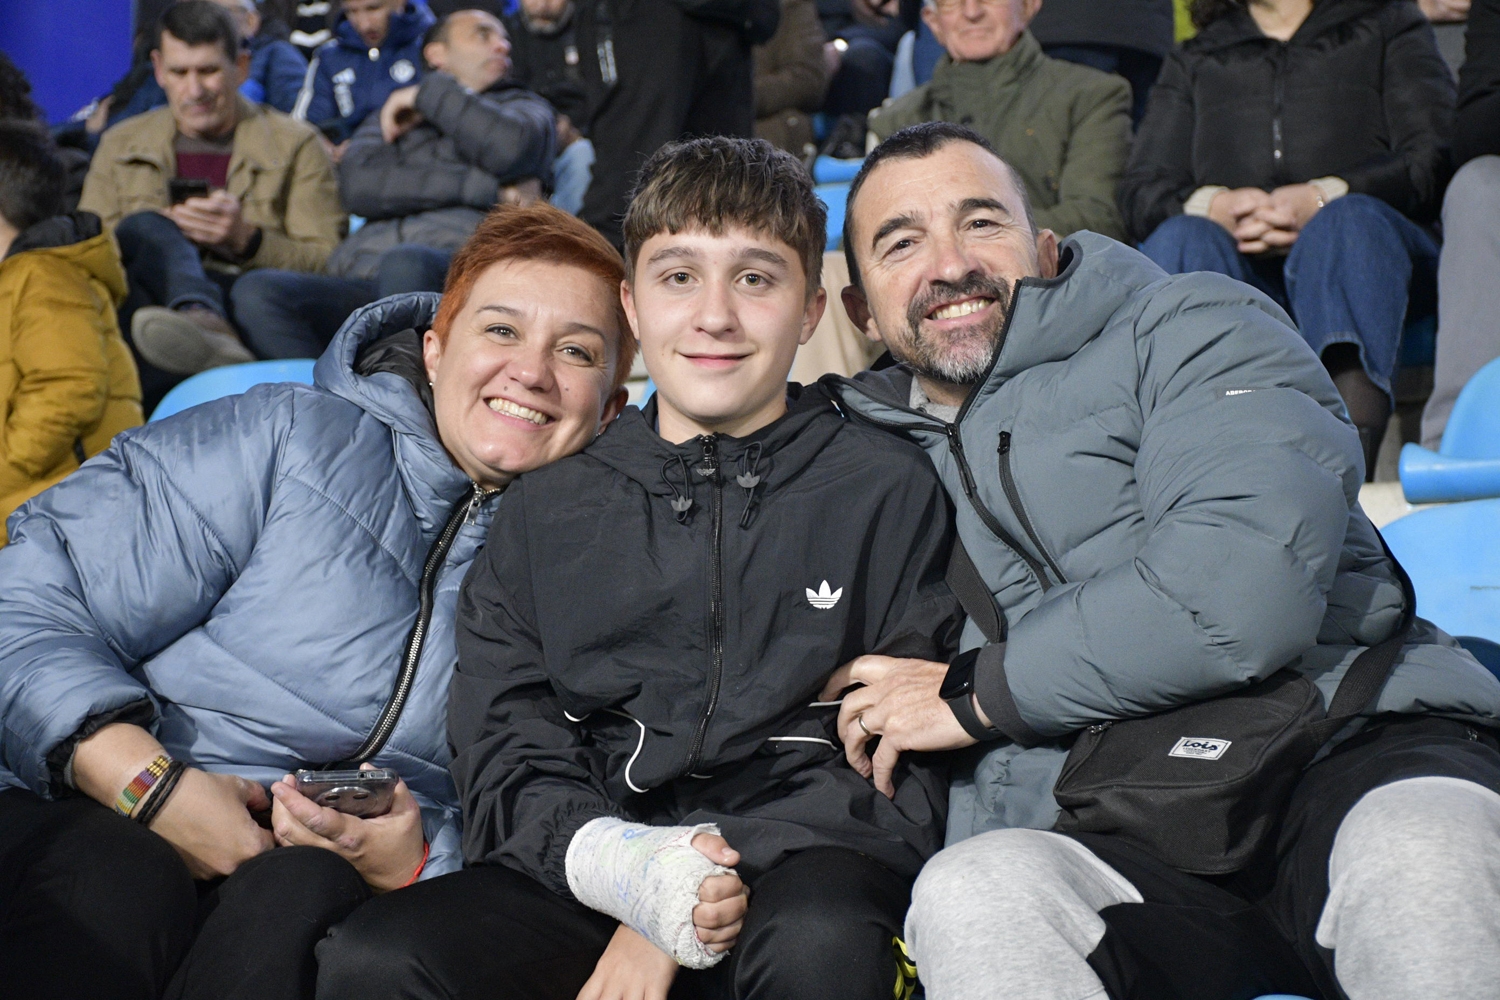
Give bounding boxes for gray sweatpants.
[907,777,1500,1000]
[1420,156,1500,450]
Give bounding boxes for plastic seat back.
[1381,498,1500,643]
[150,359,317,422]
[817,182,851,252]
[1440,355,1500,460]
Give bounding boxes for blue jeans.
[231,245,454,360]
[550,139,595,217]
[1139,194,1439,399]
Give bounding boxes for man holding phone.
[79,1,342,409]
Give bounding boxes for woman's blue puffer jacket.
[0,293,495,878]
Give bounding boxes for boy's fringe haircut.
[622,137,827,294]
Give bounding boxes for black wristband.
[947,692,1002,742]
[134,760,186,827]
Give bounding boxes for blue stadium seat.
[1382,498,1500,643]
[1399,355,1500,503]
[813,155,863,185]
[150,359,317,422]
[817,182,851,252]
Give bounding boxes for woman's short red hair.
[431,203,636,393]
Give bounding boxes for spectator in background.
[213,0,311,112]
[235,8,556,359]
[755,0,830,156]
[1029,0,1175,126]
[1121,0,1454,479]
[0,122,142,545]
[869,0,1131,241]
[0,54,91,211]
[1422,0,1500,448]
[293,0,437,152]
[503,0,775,247]
[504,0,609,215]
[80,2,341,408]
[819,0,918,125]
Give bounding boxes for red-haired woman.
[0,203,635,1000]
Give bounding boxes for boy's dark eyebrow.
[736,247,792,270]
[871,213,919,251]
[645,245,702,268]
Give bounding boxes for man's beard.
[894,272,1015,388]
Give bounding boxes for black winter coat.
[450,388,962,894]
[1457,0,1500,164]
[1029,0,1175,58]
[1120,0,1454,241]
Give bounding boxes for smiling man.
[823,121,1500,1000]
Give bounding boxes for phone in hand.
[294,768,398,818]
[168,178,211,205]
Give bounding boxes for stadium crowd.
[0,0,1499,998]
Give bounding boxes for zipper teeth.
[344,483,481,764]
[946,424,1052,590]
[685,436,724,775]
[997,432,1066,588]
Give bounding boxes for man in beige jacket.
[80,1,341,400]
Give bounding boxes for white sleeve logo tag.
[1168,737,1231,760]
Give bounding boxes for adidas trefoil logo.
[806,580,843,610]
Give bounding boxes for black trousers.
[316,846,912,1000]
[0,789,371,1000]
[1076,717,1500,1000]
[579,3,755,247]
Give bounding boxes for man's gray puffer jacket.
[829,232,1500,843]
[328,72,556,279]
[0,293,497,878]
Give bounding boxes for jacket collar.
[110,96,285,177]
[1191,0,1389,50]
[315,292,474,532]
[584,385,842,502]
[928,30,1045,102]
[334,0,436,53]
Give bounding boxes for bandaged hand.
[566,818,746,968]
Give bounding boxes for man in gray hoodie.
[823,122,1500,1000]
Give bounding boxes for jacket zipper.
[945,423,1054,591]
[684,435,725,775]
[335,481,494,766]
[1270,46,1286,179]
[997,432,1066,587]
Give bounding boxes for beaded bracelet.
[133,759,187,828]
[114,754,172,816]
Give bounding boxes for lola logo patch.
[806,580,842,610]
[1168,737,1231,760]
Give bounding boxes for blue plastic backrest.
[1381,498,1500,643]
[150,359,317,422]
[813,156,864,185]
[1441,355,1500,459]
[817,182,851,252]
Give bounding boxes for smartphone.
[294,768,398,818]
[168,178,211,205]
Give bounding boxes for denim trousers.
[1139,194,1439,399]
[231,245,454,360]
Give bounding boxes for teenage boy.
[315,136,961,1000]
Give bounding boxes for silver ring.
[857,714,872,737]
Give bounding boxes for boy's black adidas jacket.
[451,385,962,895]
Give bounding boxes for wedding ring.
[857,714,872,737]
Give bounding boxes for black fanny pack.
[947,533,1416,875]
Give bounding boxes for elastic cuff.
[541,804,616,897]
[1182,185,1228,217]
[972,643,1044,747]
[1308,176,1349,205]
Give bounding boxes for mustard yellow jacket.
[0,215,143,542]
[79,96,342,273]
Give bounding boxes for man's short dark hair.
[623,136,828,293]
[0,120,66,232]
[842,121,1036,290]
[0,52,43,122]
[155,0,242,62]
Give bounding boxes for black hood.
[585,383,844,519]
[6,212,102,260]
[1192,0,1395,50]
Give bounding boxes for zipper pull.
[1087,721,1113,735]
[464,482,489,525]
[946,424,978,499]
[999,431,1012,454]
[696,434,719,479]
